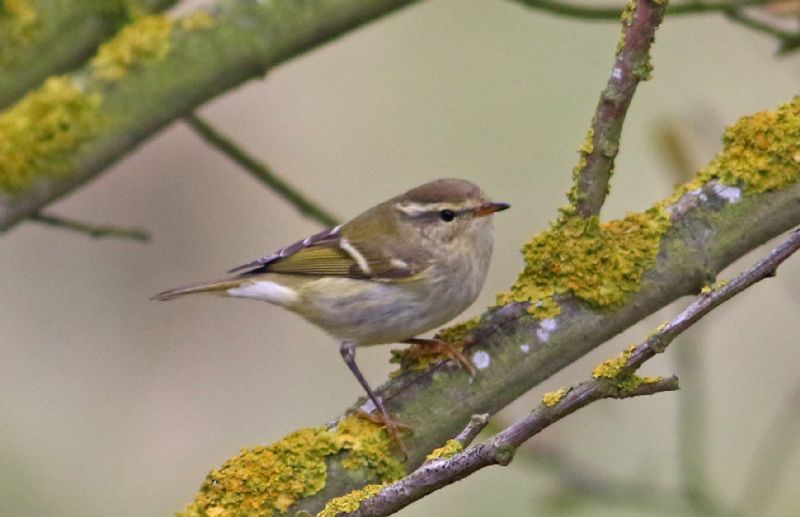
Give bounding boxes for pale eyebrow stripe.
[394,202,464,217]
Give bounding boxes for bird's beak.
[475,201,511,217]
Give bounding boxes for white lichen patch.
[471,350,490,370]
[712,182,742,203]
[535,319,558,343]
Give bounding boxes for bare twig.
[344,378,679,516]
[724,9,800,53]
[514,0,771,20]
[567,0,667,218]
[333,227,800,517]
[184,114,339,227]
[29,213,150,241]
[622,227,800,374]
[454,414,490,447]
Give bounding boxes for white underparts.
[227,280,299,306]
[339,238,372,275]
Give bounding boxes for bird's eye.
[439,209,456,222]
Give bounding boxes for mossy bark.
[0,0,417,230]
[0,0,177,109]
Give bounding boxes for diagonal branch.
[29,212,150,241]
[0,0,178,109]
[341,378,679,516]
[0,0,417,232]
[184,114,339,227]
[566,0,667,218]
[333,226,800,516]
[514,0,771,20]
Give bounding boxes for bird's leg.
[402,337,477,376]
[339,342,409,457]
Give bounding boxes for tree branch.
[28,212,150,241]
[344,378,679,516]
[513,0,771,20]
[567,0,666,218]
[331,226,800,516]
[0,0,177,109]
[184,114,339,227]
[227,97,800,516]
[0,0,416,232]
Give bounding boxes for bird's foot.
[352,407,412,459]
[402,337,477,376]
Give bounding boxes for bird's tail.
[151,278,244,301]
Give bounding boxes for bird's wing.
[228,227,428,281]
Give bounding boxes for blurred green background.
[2,0,799,515]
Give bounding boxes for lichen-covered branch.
[0,0,416,232]
[335,377,679,517]
[567,0,667,218]
[341,225,800,516]
[513,0,770,20]
[185,114,339,227]
[179,97,800,516]
[0,0,177,109]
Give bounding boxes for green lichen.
[425,439,463,462]
[542,387,569,407]
[0,75,103,195]
[91,14,174,81]
[316,483,385,517]
[334,415,406,482]
[389,316,480,374]
[179,9,215,31]
[0,0,40,59]
[178,427,338,517]
[496,207,670,319]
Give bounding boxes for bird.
[153,178,509,450]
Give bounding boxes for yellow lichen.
[180,9,215,31]
[496,207,670,319]
[425,439,463,462]
[178,427,338,517]
[669,96,800,203]
[334,415,406,482]
[542,387,569,407]
[592,345,637,380]
[91,14,174,81]
[591,345,657,390]
[566,128,595,208]
[316,484,385,517]
[179,415,406,516]
[0,75,103,194]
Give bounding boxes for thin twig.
[335,227,800,517]
[29,213,150,241]
[724,9,800,53]
[514,0,771,20]
[185,114,339,227]
[454,414,490,447]
[567,0,667,218]
[623,227,800,374]
[346,378,679,516]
